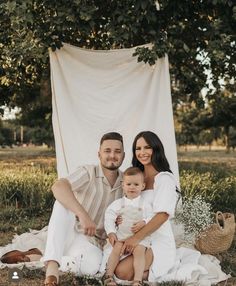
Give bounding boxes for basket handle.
[215,211,225,229]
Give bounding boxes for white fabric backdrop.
[50,43,179,184]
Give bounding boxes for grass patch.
[178,149,236,175]
[0,145,56,161]
[217,236,236,277]
[0,267,187,285]
[180,170,236,213]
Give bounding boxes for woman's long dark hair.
[132,131,172,173]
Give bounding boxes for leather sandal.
[0,248,42,264]
[132,280,143,286]
[44,275,58,286]
[102,274,117,286]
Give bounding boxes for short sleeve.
[64,166,90,193]
[143,200,153,224]
[152,172,178,218]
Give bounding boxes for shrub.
[0,165,56,213]
[180,170,236,213]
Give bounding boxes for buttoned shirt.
[64,164,123,238]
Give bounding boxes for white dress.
[142,171,178,282]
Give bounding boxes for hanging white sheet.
[50,43,179,183]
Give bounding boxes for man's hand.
[131,220,146,233]
[108,233,118,246]
[120,235,140,255]
[79,213,96,236]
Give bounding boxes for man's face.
[98,139,124,170]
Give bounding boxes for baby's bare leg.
[133,245,146,283]
[115,248,153,281]
[106,241,124,276]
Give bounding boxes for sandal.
[132,280,143,286]
[102,274,117,286]
[1,248,42,264]
[44,275,58,286]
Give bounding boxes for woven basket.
[195,211,235,255]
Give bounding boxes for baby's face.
[123,174,145,199]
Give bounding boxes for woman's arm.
[120,173,178,254]
[121,212,169,254]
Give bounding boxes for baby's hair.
[123,167,144,177]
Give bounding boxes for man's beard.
[102,162,120,171]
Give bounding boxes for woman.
[114,131,179,284]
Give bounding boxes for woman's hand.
[120,235,140,255]
[108,232,118,246]
[131,220,146,233]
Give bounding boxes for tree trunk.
[224,126,230,153]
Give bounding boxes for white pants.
[42,201,102,275]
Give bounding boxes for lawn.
[0,146,235,285]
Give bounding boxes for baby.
[103,167,152,286]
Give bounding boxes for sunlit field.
[0,146,235,285]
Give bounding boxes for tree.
[175,103,205,149]
[24,126,54,147]
[0,120,14,147]
[0,1,235,125]
[198,130,215,150]
[228,126,236,150]
[195,83,236,150]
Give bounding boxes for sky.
[1,106,20,120]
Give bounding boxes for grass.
[0,267,187,285]
[0,145,235,285]
[0,146,56,235]
[177,147,236,175]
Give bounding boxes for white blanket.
[50,43,179,183]
[0,229,230,285]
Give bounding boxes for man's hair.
[123,167,144,177]
[100,132,123,146]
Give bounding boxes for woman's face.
[135,137,153,166]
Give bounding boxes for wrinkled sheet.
[50,43,179,181]
[0,228,230,285]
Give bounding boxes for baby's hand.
[108,233,118,246]
[115,214,123,227]
[131,220,146,233]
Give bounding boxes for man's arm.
[52,178,96,236]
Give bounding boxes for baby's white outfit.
[105,195,152,247]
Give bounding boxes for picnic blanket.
[0,226,230,285]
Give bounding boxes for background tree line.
[0,118,54,147]
[0,0,235,149]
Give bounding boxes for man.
[43,132,125,286]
